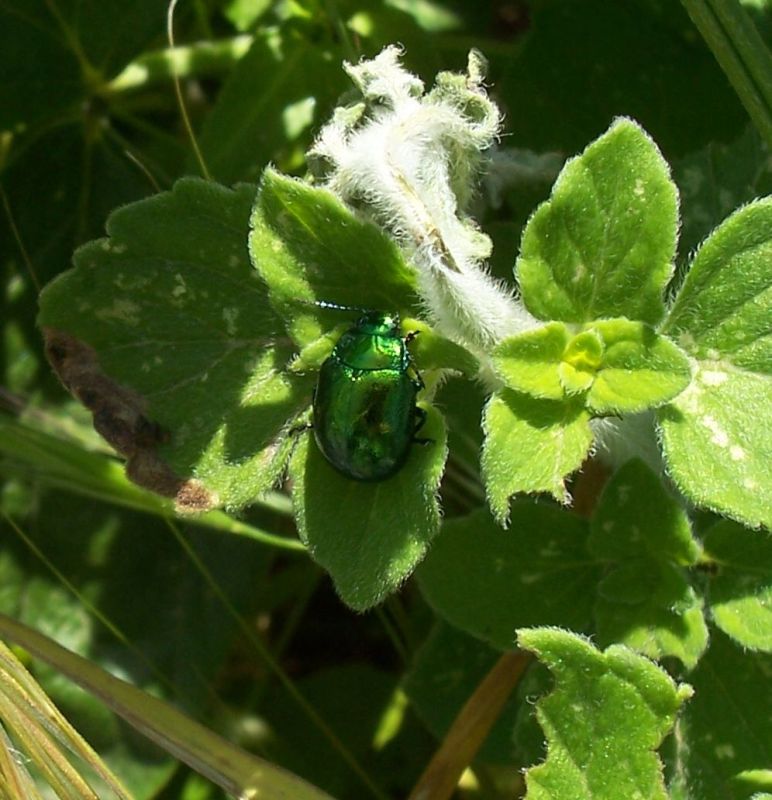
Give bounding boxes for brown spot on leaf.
[174,480,219,514]
[43,327,218,512]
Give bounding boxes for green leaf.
[703,520,772,652]
[288,404,447,611]
[674,126,772,260]
[518,627,692,800]
[402,622,520,764]
[481,390,592,520]
[491,320,690,414]
[595,559,708,669]
[223,0,272,32]
[416,506,601,650]
[39,178,312,511]
[657,370,771,529]
[590,459,706,667]
[658,199,772,528]
[491,322,569,400]
[197,28,344,183]
[404,319,479,376]
[668,631,772,800]
[558,329,603,395]
[589,458,700,564]
[664,199,772,367]
[516,118,678,325]
[584,319,692,413]
[249,168,418,348]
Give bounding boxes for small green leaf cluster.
[485,117,771,535]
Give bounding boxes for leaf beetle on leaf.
[310,308,427,482]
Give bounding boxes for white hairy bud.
[309,46,538,356]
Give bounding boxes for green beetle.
[312,311,426,481]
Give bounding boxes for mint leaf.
[590,459,706,667]
[669,631,772,800]
[664,199,772,366]
[491,319,690,414]
[595,560,708,669]
[39,179,311,511]
[406,321,479,376]
[416,506,600,650]
[517,119,678,324]
[558,329,603,395]
[288,405,447,611]
[249,168,418,348]
[491,323,569,400]
[589,458,700,564]
[703,520,772,652]
[659,199,772,528]
[481,390,592,520]
[584,319,691,414]
[518,627,692,800]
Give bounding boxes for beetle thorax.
[335,328,405,371]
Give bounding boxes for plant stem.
[407,650,531,800]
[105,35,254,94]
[682,0,772,148]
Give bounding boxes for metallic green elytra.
[312,311,425,482]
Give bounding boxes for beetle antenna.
[312,299,374,316]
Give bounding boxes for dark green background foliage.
[1,1,770,799]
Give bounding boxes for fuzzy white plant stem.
[310,46,538,356]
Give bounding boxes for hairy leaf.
[595,559,708,669]
[584,319,691,414]
[703,520,772,652]
[589,458,700,564]
[417,506,600,650]
[659,200,772,528]
[481,390,592,521]
[491,323,569,400]
[288,405,447,611]
[249,169,418,348]
[590,459,706,666]
[518,628,692,800]
[517,119,678,324]
[39,179,311,511]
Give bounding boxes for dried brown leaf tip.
[43,327,218,512]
